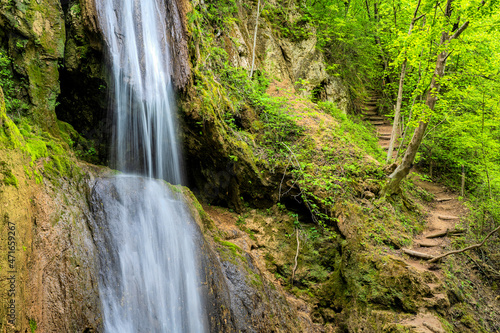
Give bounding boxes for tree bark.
[386,0,422,163]
[382,0,469,195]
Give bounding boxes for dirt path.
[397,177,469,333]
[409,179,466,259]
[361,95,471,332]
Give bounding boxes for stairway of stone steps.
[361,94,398,158]
[405,182,464,259]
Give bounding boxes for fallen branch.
[429,225,500,263]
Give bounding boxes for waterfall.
[93,0,206,331]
[98,0,180,181]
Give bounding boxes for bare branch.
[414,14,426,23]
[429,225,500,263]
[449,21,469,40]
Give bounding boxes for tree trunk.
[249,0,262,78]
[386,0,422,163]
[382,0,469,195]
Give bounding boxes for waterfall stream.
[93,0,207,331]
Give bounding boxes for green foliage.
[319,101,382,160]
[0,50,29,117]
[302,0,382,95]
[69,3,81,16]
[263,4,313,42]
[29,319,37,333]
[202,0,238,27]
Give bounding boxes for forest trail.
[398,177,468,333]
[361,94,397,158]
[362,95,470,332]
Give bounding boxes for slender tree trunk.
[387,60,407,162]
[386,0,422,163]
[461,165,465,197]
[383,0,469,195]
[481,94,492,199]
[344,0,351,17]
[249,0,262,78]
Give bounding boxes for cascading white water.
[98,0,180,181]
[94,0,206,331]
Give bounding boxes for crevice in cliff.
[55,0,109,165]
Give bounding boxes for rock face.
[221,2,352,113]
[0,0,65,134]
[26,166,104,332]
[88,176,302,332]
[0,97,104,332]
[56,0,109,164]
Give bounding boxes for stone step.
[436,197,453,203]
[378,133,392,137]
[426,229,464,239]
[438,215,459,221]
[365,116,386,121]
[371,121,386,126]
[416,239,440,248]
[378,136,391,140]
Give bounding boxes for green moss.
[25,138,48,162]
[249,272,263,287]
[1,163,18,188]
[184,188,214,230]
[214,236,242,256]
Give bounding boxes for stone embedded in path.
[438,215,459,221]
[402,248,434,259]
[378,136,391,140]
[416,239,440,247]
[436,197,453,202]
[371,121,385,125]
